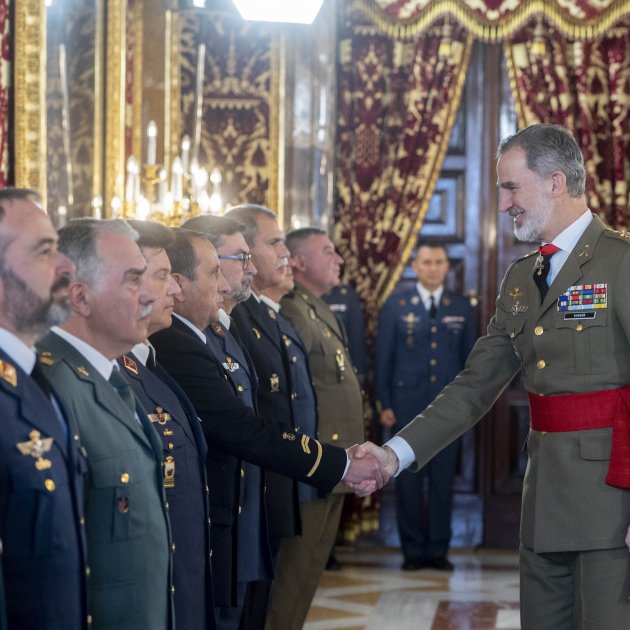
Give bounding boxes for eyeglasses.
[218,252,252,269]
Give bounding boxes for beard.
[232,275,253,304]
[512,200,554,243]
[0,262,71,341]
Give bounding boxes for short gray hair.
[497,124,586,197]
[58,218,138,287]
[225,204,277,247]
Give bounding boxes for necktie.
[108,368,136,414]
[146,347,157,372]
[429,295,437,319]
[534,244,561,302]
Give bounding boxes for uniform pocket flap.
[90,453,146,487]
[579,429,612,461]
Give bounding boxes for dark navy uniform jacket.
[0,344,87,629]
[375,287,476,427]
[150,316,346,606]
[232,296,302,541]
[119,348,215,630]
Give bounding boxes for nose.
[168,274,182,297]
[246,258,257,276]
[334,252,343,265]
[139,276,158,305]
[277,241,290,259]
[56,251,76,280]
[218,269,231,295]
[498,189,511,214]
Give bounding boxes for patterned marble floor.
[304,547,520,630]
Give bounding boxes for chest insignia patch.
[222,356,239,372]
[17,430,53,471]
[557,284,607,311]
[410,295,420,305]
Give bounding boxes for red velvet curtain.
[505,15,630,228]
[0,0,10,186]
[335,6,473,328]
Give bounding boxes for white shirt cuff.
[385,436,415,476]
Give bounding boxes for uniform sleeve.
[151,330,347,492]
[396,273,521,471]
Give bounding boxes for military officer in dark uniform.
[375,242,476,571]
[359,124,630,629]
[151,230,383,630]
[121,220,215,630]
[0,189,87,629]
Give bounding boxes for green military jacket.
[281,285,364,492]
[37,332,174,630]
[397,215,630,553]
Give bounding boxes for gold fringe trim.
[378,32,474,308]
[351,0,630,42]
[503,44,530,130]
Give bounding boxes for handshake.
[342,442,400,497]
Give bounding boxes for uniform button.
[534,326,544,336]
[80,517,85,526]
[431,326,437,333]
[510,332,515,339]
[430,375,437,383]
[87,615,93,625]
[74,434,80,441]
[120,472,130,484]
[431,342,437,349]
[171,586,176,594]
[241,468,245,478]
[536,360,546,369]
[172,543,176,552]
[208,517,212,525]
[209,549,213,557]
[165,502,170,511]
[332,433,339,440]
[430,359,437,366]
[238,506,242,515]
[86,566,91,578]
[576,323,583,332]
[45,479,55,492]
[291,392,297,400]
[237,385,244,392]
[540,431,548,436]
[291,356,297,363]
[168,443,174,450]
[205,485,209,494]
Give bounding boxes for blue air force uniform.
[0,338,87,630]
[375,285,476,561]
[120,346,215,630]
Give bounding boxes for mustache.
[276,257,289,269]
[139,303,153,319]
[50,274,71,293]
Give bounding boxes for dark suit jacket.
[37,332,174,630]
[150,317,348,604]
[120,351,215,630]
[232,296,301,541]
[0,346,87,629]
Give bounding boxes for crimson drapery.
[0,0,9,187]
[335,6,473,328]
[336,0,630,319]
[505,15,630,228]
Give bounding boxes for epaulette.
[0,360,17,386]
[37,350,57,367]
[603,228,630,243]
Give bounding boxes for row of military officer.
[0,191,382,630]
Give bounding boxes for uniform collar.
[0,327,36,374]
[51,326,117,380]
[172,313,207,343]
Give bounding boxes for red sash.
[528,387,630,488]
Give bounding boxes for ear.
[550,170,567,195]
[69,282,91,317]
[290,253,307,273]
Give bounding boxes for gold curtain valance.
[352,0,630,42]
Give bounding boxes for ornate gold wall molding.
[14,0,46,196]
[105,0,127,215]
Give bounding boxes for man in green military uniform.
[357,124,630,629]
[276,227,365,629]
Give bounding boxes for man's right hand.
[379,408,396,428]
